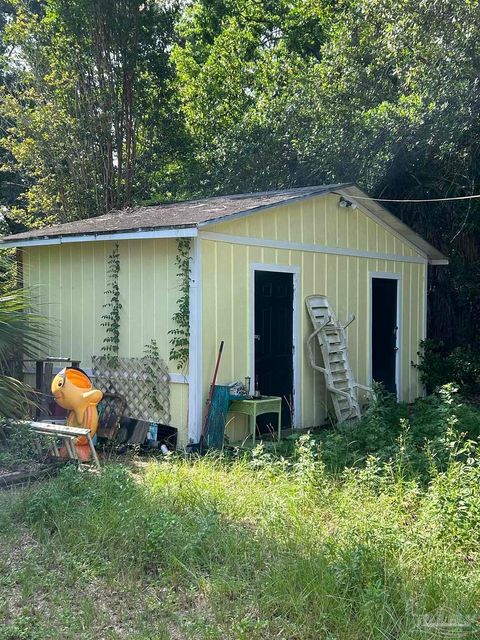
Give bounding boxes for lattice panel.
[91,356,171,424]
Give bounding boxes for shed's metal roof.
[0,183,448,264]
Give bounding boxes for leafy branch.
[101,243,122,362]
[169,238,191,371]
[143,339,164,416]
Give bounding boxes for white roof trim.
[1,227,197,248]
[199,185,447,265]
[336,185,448,265]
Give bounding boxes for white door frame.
[369,271,402,400]
[250,262,301,428]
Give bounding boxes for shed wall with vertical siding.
[20,191,429,448]
[200,194,426,440]
[22,238,189,444]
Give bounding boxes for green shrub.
[318,384,480,481]
[414,339,480,396]
[0,421,48,471]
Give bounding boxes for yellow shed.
[1,184,448,447]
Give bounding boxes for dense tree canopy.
[1,0,479,349]
[1,0,183,226]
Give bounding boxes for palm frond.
[0,255,50,420]
[0,289,49,362]
[0,375,38,420]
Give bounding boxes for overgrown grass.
[1,387,480,638]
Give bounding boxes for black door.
[371,278,398,394]
[254,270,294,430]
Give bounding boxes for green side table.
[228,396,282,445]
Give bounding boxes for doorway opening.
[371,275,400,396]
[253,269,294,435]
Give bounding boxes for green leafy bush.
[423,443,480,554]
[0,422,48,472]
[317,384,480,481]
[415,339,480,396]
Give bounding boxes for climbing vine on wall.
[169,238,191,370]
[101,243,122,361]
[143,338,165,415]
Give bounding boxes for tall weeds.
[2,387,480,638]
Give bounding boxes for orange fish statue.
[51,367,103,461]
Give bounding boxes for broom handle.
[201,341,224,436]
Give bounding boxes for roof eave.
[0,226,198,248]
[0,182,449,266]
[0,184,352,246]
